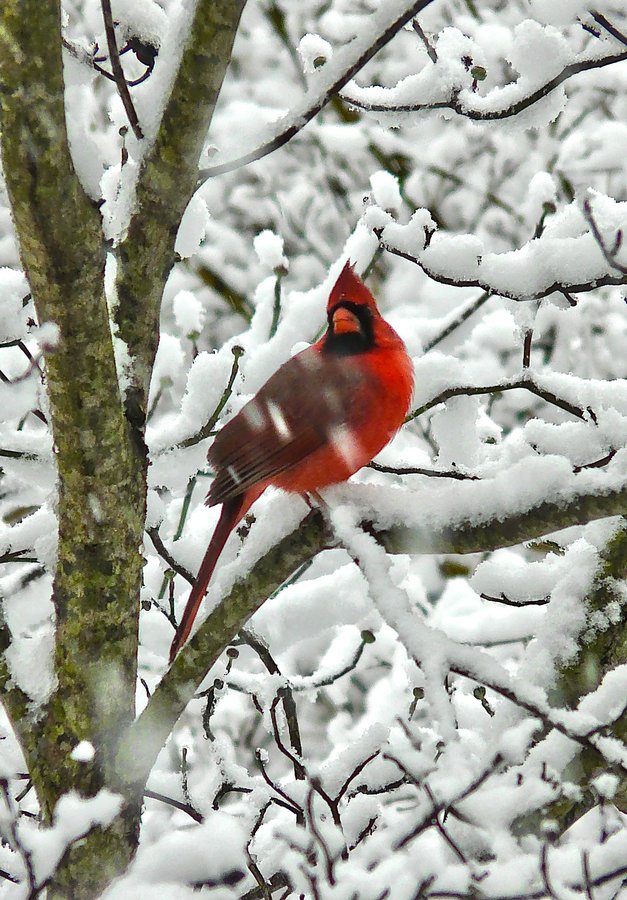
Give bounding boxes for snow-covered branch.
[197,0,437,181]
[118,470,626,789]
[408,375,589,422]
[112,0,246,426]
[371,198,627,301]
[342,47,627,121]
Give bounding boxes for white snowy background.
[0,0,626,896]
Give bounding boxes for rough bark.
[0,1,145,893]
[510,518,627,838]
[0,0,246,895]
[543,521,627,827]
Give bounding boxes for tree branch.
[194,263,254,321]
[197,0,438,181]
[115,476,627,789]
[238,628,304,782]
[146,527,194,585]
[589,11,627,47]
[143,788,203,823]
[480,592,550,608]
[114,0,247,440]
[369,461,480,481]
[341,48,627,119]
[100,0,143,139]
[422,291,490,352]
[407,377,588,422]
[175,345,243,450]
[376,231,627,301]
[0,0,146,842]
[582,196,627,275]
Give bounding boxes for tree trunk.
[0,0,246,894]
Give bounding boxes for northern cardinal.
[169,261,413,661]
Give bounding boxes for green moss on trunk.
[0,0,248,895]
[0,8,146,893]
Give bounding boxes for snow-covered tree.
[0,0,625,896]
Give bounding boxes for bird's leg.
[303,489,329,513]
[301,492,316,511]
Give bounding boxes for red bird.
[169,262,413,661]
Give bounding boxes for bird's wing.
[206,350,366,506]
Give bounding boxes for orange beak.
[332,307,361,335]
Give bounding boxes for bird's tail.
[169,497,244,663]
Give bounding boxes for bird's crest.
[327,261,378,314]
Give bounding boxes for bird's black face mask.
[323,301,375,356]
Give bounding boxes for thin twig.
[395,756,502,849]
[377,231,627,302]
[447,662,623,759]
[335,751,380,804]
[269,270,285,339]
[62,35,153,86]
[267,558,313,601]
[540,842,557,899]
[369,460,480,481]
[193,264,254,321]
[146,527,194,584]
[239,629,304,781]
[254,750,302,818]
[573,448,617,473]
[523,329,533,368]
[480,592,550,607]
[582,197,627,275]
[143,788,204,823]
[407,378,588,422]
[240,871,291,900]
[247,854,273,900]
[0,780,36,894]
[306,787,336,886]
[581,849,594,900]
[423,783,468,864]
[173,477,197,542]
[349,816,377,850]
[290,632,371,690]
[342,49,627,119]
[231,629,373,695]
[590,10,627,47]
[176,346,244,449]
[0,353,44,386]
[268,697,306,782]
[0,550,38,565]
[423,291,490,352]
[198,0,437,181]
[412,19,437,62]
[100,0,144,139]
[0,449,39,461]
[348,776,407,798]
[62,37,113,77]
